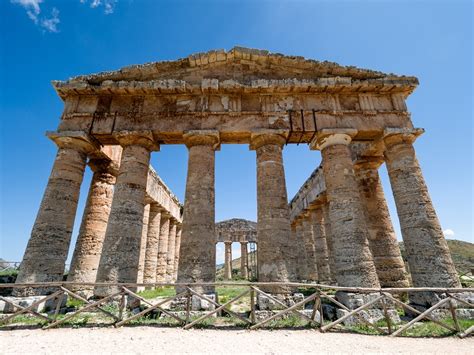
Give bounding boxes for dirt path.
[1,327,472,354]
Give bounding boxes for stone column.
[301,214,319,281]
[384,128,460,293]
[95,131,158,296]
[354,158,409,288]
[292,221,307,281]
[224,242,233,280]
[156,213,170,283]
[250,130,294,293]
[16,132,97,293]
[321,203,336,284]
[67,159,117,295]
[309,207,332,283]
[166,220,177,282]
[311,129,380,288]
[173,226,181,281]
[137,203,151,285]
[240,242,249,279]
[143,204,162,285]
[177,130,219,294]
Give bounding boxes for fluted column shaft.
[251,131,294,292]
[143,204,162,284]
[16,133,96,292]
[224,242,233,280]
[354,160,409,288]
[95,132,158,296]
[177,130,219,293]
[166,221,177,282]
[315,130,380,288]
[67,161,116,293]
[137,203,151,284]
[321,203,336,283]
[156,214,170,282]
[301,215,319,281]
[240,242,249,279]
[384,131,460,289]
[310,207,332,283]
[293,221,307,281]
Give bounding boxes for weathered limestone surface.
[301,215,318,281]
[240,242,249,280]
[216,218,257,243]
[16,133,96,293]
[354,159,409,288]
[224,242,233,280]
[173,227,181,281]
[310,207,332,283]
[143,204,161,284]
[314,130,380,288]
[67,160,117,293]
[166,221,177,282]
[95,132,158,296]
[156,214,170,283]
[251,131,294,292]
[384,129,460,291]
[321,203,337,283]
[177,131,219,293]
[137,204,151,284]
[292,222,307,281]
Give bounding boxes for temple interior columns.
[166,220,178,282]
[310,207,332,283]
[94,131,158,296]
[301,213,319,281]
[156,213,171,283]
[240,242,249,280]
[312,129,380,288]
[224,242,233,280]
[142,204,162,284]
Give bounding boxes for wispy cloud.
[11,0,60,33]
[443,229,455,238]
[81,0,117,15]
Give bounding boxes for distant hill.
[217,239,474,278]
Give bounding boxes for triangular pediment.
[61,47,415,85]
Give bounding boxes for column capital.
[88,158,120,176]
[114,130,159,151]
[383,127,424,148]
[183,130,220,149]
[47,131,100,154]
[249,129,288,150]
[309,128,357,151]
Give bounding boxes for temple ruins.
[15,47,460,308]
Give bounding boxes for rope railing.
[0,282,472,337]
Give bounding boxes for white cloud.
[11,0,60,33]
[443,229,455,237]
[40,7,59,33]
[81,0,117,14]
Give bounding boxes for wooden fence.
[0,282,472,337]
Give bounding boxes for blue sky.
[1,0,472,265]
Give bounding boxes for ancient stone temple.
[16,47,459,306]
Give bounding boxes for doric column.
[224,242,233,280]
[240,242,249,279]
[311,129,380,288]
[321,203,336,283]
[143,203,162,284]
[292,221,307,281]
[354,158,409,288]
[166,220,178,282]
[156,213,170,283]
[137,203,151,285]
[301,213,319,281]
[173,226,181,281]
[67,158,118,295]
[309,207,332,283]
[95,131,158,296]
[250,130,294,293]
[177,130,219,294]
[383,128,460,291]
[16,132,97,293]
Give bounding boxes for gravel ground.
[1,327,472,354]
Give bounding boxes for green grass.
[216,286,248,304]
[137,287,176,299]
[264,314,313,329]
[0,269,18,277]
